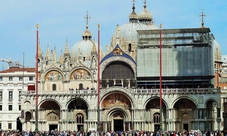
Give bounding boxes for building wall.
[0,68,35,130]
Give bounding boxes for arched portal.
[145,98,167,132]
[101,92,132,131]
[67,98,88,131]
[173,98,196,132]
[40,100,60,131]
[107,108,130,132]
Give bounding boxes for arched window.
[76,113,84,123]
[79,83,83,90]
[153,113,160,123]
[128,43,131,52]
[52,84,56,91]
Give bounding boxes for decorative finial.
[132,0,136,9]
[200,9,206,28]
[143,0,147,9]
[132,0,136,4]
[159,24,162,29]
[98,24,100,29]
[84,10,90,29]
[36,24,39,29]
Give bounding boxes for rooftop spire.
[59,48,63,64]
[45,43,50,60]
[38,39,42,57]
[64,38,69,55]
[200,9,206,28]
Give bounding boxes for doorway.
[154,124,160,132]
[114,119,123,131]
[183,124,188,132]
[77,125,84,131]
[16,117,22,132]
[49,124,58,131]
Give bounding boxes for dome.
[71,40,98,58]
[115,22,150,43]
[213,40,222,61]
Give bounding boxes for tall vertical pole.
[97,24,101,132]
[35,24,39,132]
[159,24,162,131]
[23,52,25,91]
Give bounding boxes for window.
[29,76,33,81]
[19,90,21,100]
[0,105,2,111]
[153,113,160,123]
[79,83,83,90]
[9,77,13,81]
[0,77,2,81]
[19,77,23,81]
[76,113,84,123]
[19,105,21,110]
[9,91,13,100]
[9,105,12,111]
[0,91,2,100]
[0,122,1,129]
[52,84,56,91]
[9,105,13,111]
[8,122,12,129]
[128,43,132,52]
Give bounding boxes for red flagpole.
[35,24,39,132]
[159,24,162,130]
[97,24,101,131]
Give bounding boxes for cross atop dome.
[82,11,92,40]
[200,9,206,28]
[84,10,91,28]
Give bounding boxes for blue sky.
[0,0,226,70]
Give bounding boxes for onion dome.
[129,2,138,22]
[213,40,222,61]
[138,1,157,29]
[138,1,152,23]
[82,25,92,40]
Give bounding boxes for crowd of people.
[0,129,225,136]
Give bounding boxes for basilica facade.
[20,1,222,132]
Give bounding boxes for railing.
[133,88,219,94]
[23,88,219,95]
[23,89,97,95]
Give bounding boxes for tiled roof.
[0,67,35,73]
